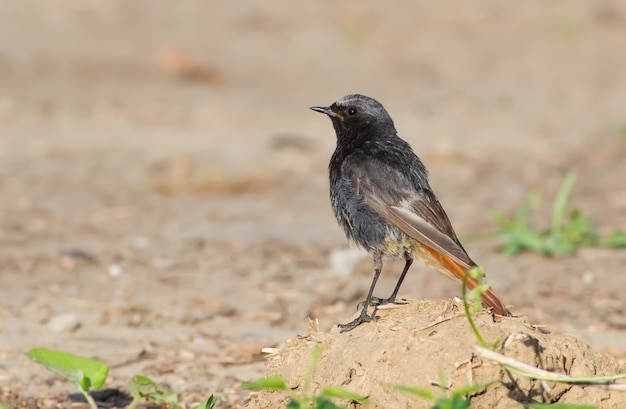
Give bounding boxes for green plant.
[127,375,183,409]
[193,395,219,409]
[26,348,194,409]
[461,268,626,408]
[242,346,367,409]
[493,172,625,256]
[461,267,500,349]
[604,229,626,247]
[394,377,488,409]
[25,348,109,409]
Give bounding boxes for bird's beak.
[310,106,344,121]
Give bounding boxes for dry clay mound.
[248,299,625,409]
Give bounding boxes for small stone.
[108,264,123,277]
[47,313,80,332]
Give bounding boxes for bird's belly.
[380,230,461,281]
[377,229,418,258]
[331,177,414,257]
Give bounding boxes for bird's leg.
[339,254,383,332]
[382,256,413,304]
[369,256,413,306]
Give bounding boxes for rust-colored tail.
[424,247,509,316]
[461,268,509,317]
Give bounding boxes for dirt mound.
[248,299,625,409]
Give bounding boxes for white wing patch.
[387,206,472,269]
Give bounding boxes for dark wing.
[345,151,475,269]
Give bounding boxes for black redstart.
[310,94,509,332]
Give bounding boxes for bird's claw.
[338,310,378,333]
[357,297,408,310]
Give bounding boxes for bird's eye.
[348,108,357,116]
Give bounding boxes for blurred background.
[1,1,625,407]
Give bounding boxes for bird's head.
[310,94,396,142]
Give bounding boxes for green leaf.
[320,386,367,402]
[550,239,576,255]
[605,229,626,247]
[286,399,302,409]
[432,396,470,409]
[193,394,218,409]
[563,210,597,246]
[392,384,434,399]
[26,348,109,391]
[523,403,598,409]
[450,383,489,398]
[313,396,345,409]
[128,375,181,409]
[241,376,289,391]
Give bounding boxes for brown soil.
[1,1,626,408]
[249,300,624,409]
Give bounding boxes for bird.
[310,94,509,332]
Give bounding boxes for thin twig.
[475,346,626,392]
[415,313,464,332]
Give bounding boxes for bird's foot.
[358,296,408,309]
[338,309,377,333]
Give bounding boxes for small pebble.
[108,264,123,277]
[582,271,595,284]
[47,313,80,332]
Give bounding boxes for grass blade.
[313,396,345,409]
[241,376,289,391]
[551,172,577,239]
[392,384,434,399]
[320,386,367,402]
[193,394,218,409]
[450,383,490,398]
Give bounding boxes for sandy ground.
[250,301,625,409]
[1,1,625,408]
